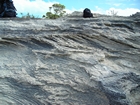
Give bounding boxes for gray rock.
[130,12,140,18]
[0,14,140,105]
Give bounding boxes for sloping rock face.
[0,14,140,105]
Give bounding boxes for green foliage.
[52,3,65,15]
[20,13,36,19]
[43,3,66,19]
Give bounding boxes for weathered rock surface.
[0,13,140,105]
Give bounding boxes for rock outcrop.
[0,13,140,105]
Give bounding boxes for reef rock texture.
[0,13,140,105]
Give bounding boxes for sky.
[13,0,140,17]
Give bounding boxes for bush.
[20,13,36,19]
[43,3,66,19]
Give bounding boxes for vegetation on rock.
[20,13,36,19]
[43,3,66,19]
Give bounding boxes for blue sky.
[13,0,140,17]
[48,0,140,10]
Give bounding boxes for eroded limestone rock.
[0,13,140,105]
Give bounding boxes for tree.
[109,10,118,16]
[43,3,66,19]
[49,7,52,12]
[20,12,36,19]
[52,3,65,15]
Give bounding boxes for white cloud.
[106,8,140,16]
[12,0,140,17]
[65,8,85,14]
[66,6,140,17]
[67,6,106,14]
[13,0,58,17]
[55,7,140,17]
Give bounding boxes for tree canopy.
[43,3,66,19]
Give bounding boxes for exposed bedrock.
[0,13,140,105]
